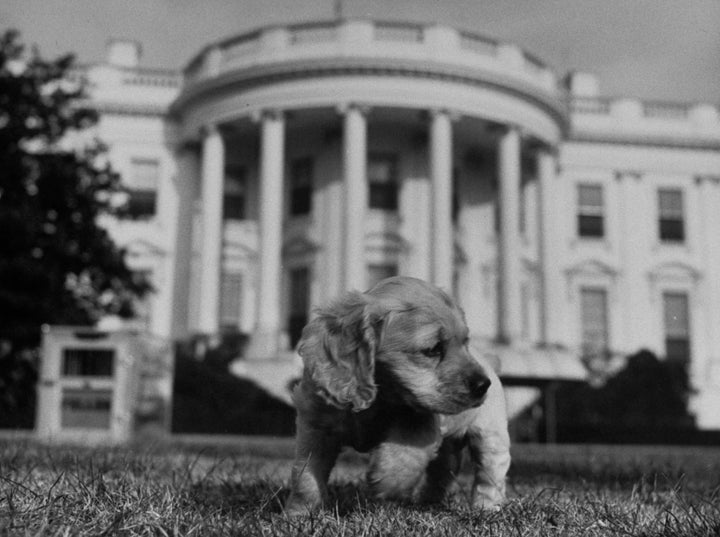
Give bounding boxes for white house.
[79,20,720,429]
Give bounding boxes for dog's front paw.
[284,491,323,517]
[470,485,505,511]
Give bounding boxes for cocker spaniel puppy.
[285,276,510,514]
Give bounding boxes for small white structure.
[36,326,174,444]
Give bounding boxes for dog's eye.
[423,341,444,358]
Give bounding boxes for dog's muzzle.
[466,372,492,403]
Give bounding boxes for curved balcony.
[173,19,567,137]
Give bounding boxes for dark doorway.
[288,267,310,348]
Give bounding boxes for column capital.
[175,139,201,156]
[337,102,371,116]
[427,107,461,123]
[486,121,521,138]
[199,122,221,138]
[525,136,558,156]
[250,108,285,123]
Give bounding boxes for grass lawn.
[1,436,719,536]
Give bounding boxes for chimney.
[106,39,142,68]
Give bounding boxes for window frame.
[662,291,691,364]
[223,165,247,221]
[579,286,609,359]
[576,183,605,239]
[657,188,685,243]
[126,157,160,220]
[368,153,399,211]
[289,157,314,216]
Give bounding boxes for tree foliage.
[0,30,150,424]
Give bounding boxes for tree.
[0,30,150,426]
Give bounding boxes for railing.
[182,20,558,92]
[373,22,424,43]
[571,97,611,115]
[642,101,691,120]
[571,96,718,127]
[459,32,497,57]
[223,32,261,60]
[290,23,337,45]
[121,68,181,88]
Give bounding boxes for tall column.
[430,109,454,292]
[697,175,720,428]
[342,104,368,291]
[251,109,286,357]
[169,143,199,339]
[497,126,522,343]
[537,148,559,345]
[198,125,224,334]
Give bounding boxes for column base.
[245,328,289,360]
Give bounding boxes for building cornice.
[78,99,170,118]
[170,56,569,131]
[568,130,720,151]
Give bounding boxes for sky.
[2,0,719,104]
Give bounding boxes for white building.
[80,20,720,429]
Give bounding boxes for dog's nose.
[468,373,491,400]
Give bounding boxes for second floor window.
[127,158,159,220]
[658,188,685,243]
[290,157,313,216]
[577,184,604,238]
[368,154,398,210]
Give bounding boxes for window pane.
[578,214,604,237]
[580,288,608,354]
[368,157,395,184]
[290,158,313,215]
[61,388,112,429]
[223,194,246,220]
[577,184,604,238]
[62,349,115,377]
[367,264,398,289]
[658,189,684,242]
[219,272,242,327]
[126,190,156,219]
[369,183,398,210]
[288,268,310,348]
[368,154,398,210]
[659,218,685,242]
[578,184,603,209]
[663,292,689,337]
[658,189,683,216]
[131,159,160,191]
[666,338,690,363]
[224,166,246,220]
[664,291,690,363]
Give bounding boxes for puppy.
[285,276,510,514]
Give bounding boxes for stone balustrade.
[571,96,719,128]
[183,19,559,93]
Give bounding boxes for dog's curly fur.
[285,276,510,514]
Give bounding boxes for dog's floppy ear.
[298,292,385,411]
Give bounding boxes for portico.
[168,18,565,358]
[179,106,558,358]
